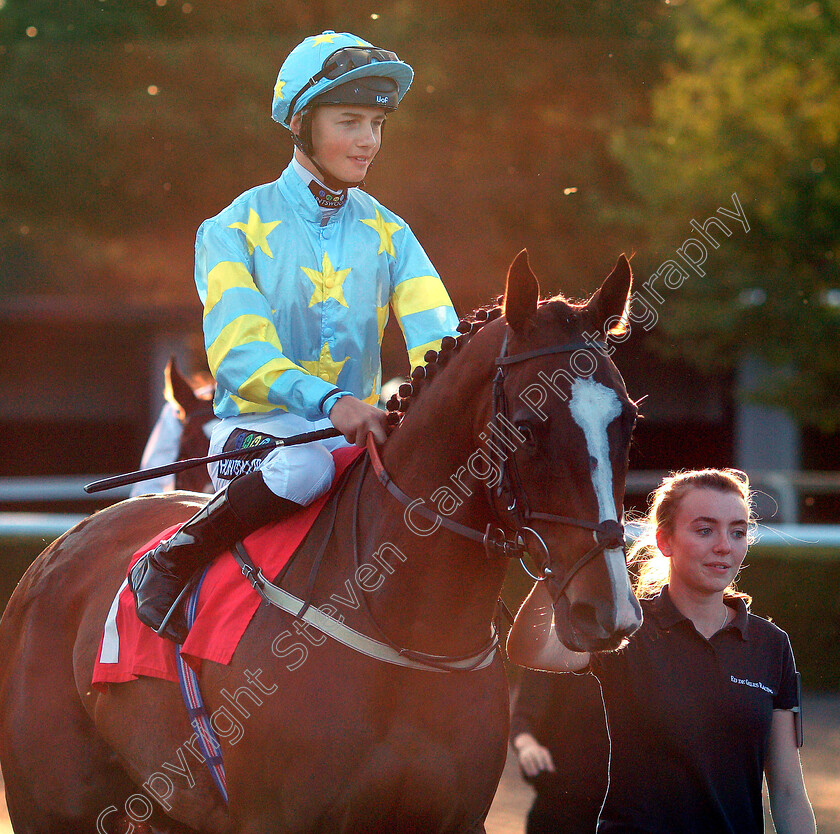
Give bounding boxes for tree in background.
[0,0,669,315]
[612,0,840,430]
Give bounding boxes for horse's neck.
[384,338,495,489]
[349,350,508,656]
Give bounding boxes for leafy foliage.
[0,0,673,304]
[613,0,840,429]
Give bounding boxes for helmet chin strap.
[291,133,364,192]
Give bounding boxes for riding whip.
[83,427,342,493]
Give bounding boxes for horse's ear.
[590,254,633,336]
[165,355,199,418]
[503,249,540,334]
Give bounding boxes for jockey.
[129,30,459,643]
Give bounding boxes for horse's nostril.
[569,601,601,635]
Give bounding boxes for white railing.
[0,476,131,538]
[626,470,840,525]
[0,476,132,502]
[0,512,87,537]
[3,473,840,542]
[5,513,840,547]
[623,521,840,549]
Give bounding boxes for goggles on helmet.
[284,46,401,125]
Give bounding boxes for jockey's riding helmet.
[271,31,414,184]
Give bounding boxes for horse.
[167,358,217,494]
[0,250,642,834]
[131,357,218,496]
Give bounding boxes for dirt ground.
[1,692,837,833]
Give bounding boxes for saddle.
[92,446,365,688]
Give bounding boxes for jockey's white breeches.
[208,412,351,505]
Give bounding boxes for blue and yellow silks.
[195,161,458,421]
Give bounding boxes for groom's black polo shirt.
[591,587,798,834]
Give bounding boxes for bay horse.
[133,356,217,495]
[167,358,217,494]
[0,251,642,834]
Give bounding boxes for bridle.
[491,330,626,594]
[232,324,628,673]
[370,327,626,598]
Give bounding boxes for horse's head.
[165,356,218,493]
[379,251,643,653]
[489,250,642,652]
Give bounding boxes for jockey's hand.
[329,395,388,447]
[513,733,556,778]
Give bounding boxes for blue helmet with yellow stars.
[271,31,414,129]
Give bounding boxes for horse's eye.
[515,422,535,445]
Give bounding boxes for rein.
[351,453,502,671]
[232,453,498,673]
[231,324,627,672]
[366,434,523,559]
[367,329,626,598]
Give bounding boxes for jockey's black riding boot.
[128,470,301,644]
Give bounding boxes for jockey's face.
[294,104,386,184]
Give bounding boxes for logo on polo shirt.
[731,675,774,694]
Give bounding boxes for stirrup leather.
[154,578,199,639]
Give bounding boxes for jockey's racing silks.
[195,160,459,422]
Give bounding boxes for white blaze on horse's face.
[568,377,635,610]
[568,378,622,522]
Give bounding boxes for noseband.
[369,327,627,598]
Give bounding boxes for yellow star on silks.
[312,33,337,46]
[228,209,281,258]
[302,252,352,308]
[299,342,349,385]
[361,210,403,258]
[364,374,379,405]
[274,77,286,100]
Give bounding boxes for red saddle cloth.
[92,445,364,689]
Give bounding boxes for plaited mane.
[384,302,504,427]
[384,290,593,427]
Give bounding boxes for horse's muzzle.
[550,583,642,653]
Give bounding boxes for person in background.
[511,667,609,833]
[507,468,816,834]
[128,30,459,643]
[129,400,184,497]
